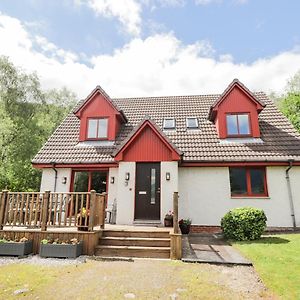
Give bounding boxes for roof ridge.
[112,91,266,101]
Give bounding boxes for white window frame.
[186,117,199,129]
[163,118,176,130]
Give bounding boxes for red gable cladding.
[77,92,121,141]
[215,86,262,139]
[114,123,181,162]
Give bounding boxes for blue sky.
[0,0,299,97]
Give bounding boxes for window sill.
[231,196,270,199]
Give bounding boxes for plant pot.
[39,241,83,258]
[164,218,173,227]
[77,216,89,231]
[0,240,33,256]
[179,224,191,234]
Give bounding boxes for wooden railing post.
[100,193,106,229]
[0,190,8,230]
[88,190,96,232]
[41,191,50,231]
[173,192,179,234]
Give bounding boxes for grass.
[233,233,300,299]
[0,259,271,299]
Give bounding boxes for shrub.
[221,207,267,241]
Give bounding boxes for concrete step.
[100,236,170,247]
[102,230,170,238]
[95,245,171,259]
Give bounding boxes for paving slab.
[182,233,252,265]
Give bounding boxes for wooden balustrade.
[0,190,107,231]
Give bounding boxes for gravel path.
[0,256,275,299]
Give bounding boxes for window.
[226,114,250,136]
[163,118,175,130]
[87,118,108,139]
[229,167,267,197]
[73,171,107,193]
[186,117,198,129]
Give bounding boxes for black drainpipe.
[285,159,296,229]
[51,162,58,192]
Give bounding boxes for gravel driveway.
[0,255,275,299]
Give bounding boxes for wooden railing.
[0,190,106,231]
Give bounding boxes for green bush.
[221,207,267,241]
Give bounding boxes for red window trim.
[86,117,109,140]
[230,167,268,198]
[70,169,109,193]
[226,113,252,138]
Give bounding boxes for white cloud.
[75,0,142,36]
[0,12,300,100]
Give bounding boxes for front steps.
[95,229,171,259]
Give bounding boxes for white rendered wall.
[115,162,136,224]
[40,168,72,192]
[160,162,178,223]
[107,168,118,208]
[178,166,300,228]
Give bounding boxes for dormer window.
[186,117,198,129]
[87,118,108,139]
[163,118,175,130]
[226,113,250,136]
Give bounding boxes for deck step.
[95,245,170,259]
[102,230,170,238]
[100,236,170,247]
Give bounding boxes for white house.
[32,79,300,231]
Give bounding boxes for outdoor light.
[166,172,171,181]
[125,172,130,181]
[110,176,115,184]
[62,176,67,184]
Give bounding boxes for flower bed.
[39,238,83,258]
[0,236,33,256]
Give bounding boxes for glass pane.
[91,172,107,194]
[87,119,97,138]
[229,168,247,195]
[73,172,89,192]
[187,118,198,128]
[98,119,108,138]
[150,168,156,204]
[250,169,265,194]
[238,114,250,134]
[164,118,175,129]
[226,115,238,135]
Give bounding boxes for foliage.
[0,56,77,191]
[164,211,173,219]
[233,234,300,299]
[221,207,267,241]
[279,70,300,132]
[40,238,80,245]
[179,218,192,226]
[0,235,28,243]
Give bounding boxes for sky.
[0,0,299,98]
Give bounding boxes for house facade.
[32,79,300,230]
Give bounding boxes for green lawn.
[233,233,300,299]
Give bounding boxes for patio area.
[182,233,252,265]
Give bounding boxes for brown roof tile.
[32,92,300,164]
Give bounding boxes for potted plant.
[39,238,83,258]
[179,218,192,234]
[77,207,89,231]
[164,211,173,227]
[0,235,33,256]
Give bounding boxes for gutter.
[51,162,58,192]
[285,159,296,229]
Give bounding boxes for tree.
[279,71,300,132]
[0,56,77,191]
